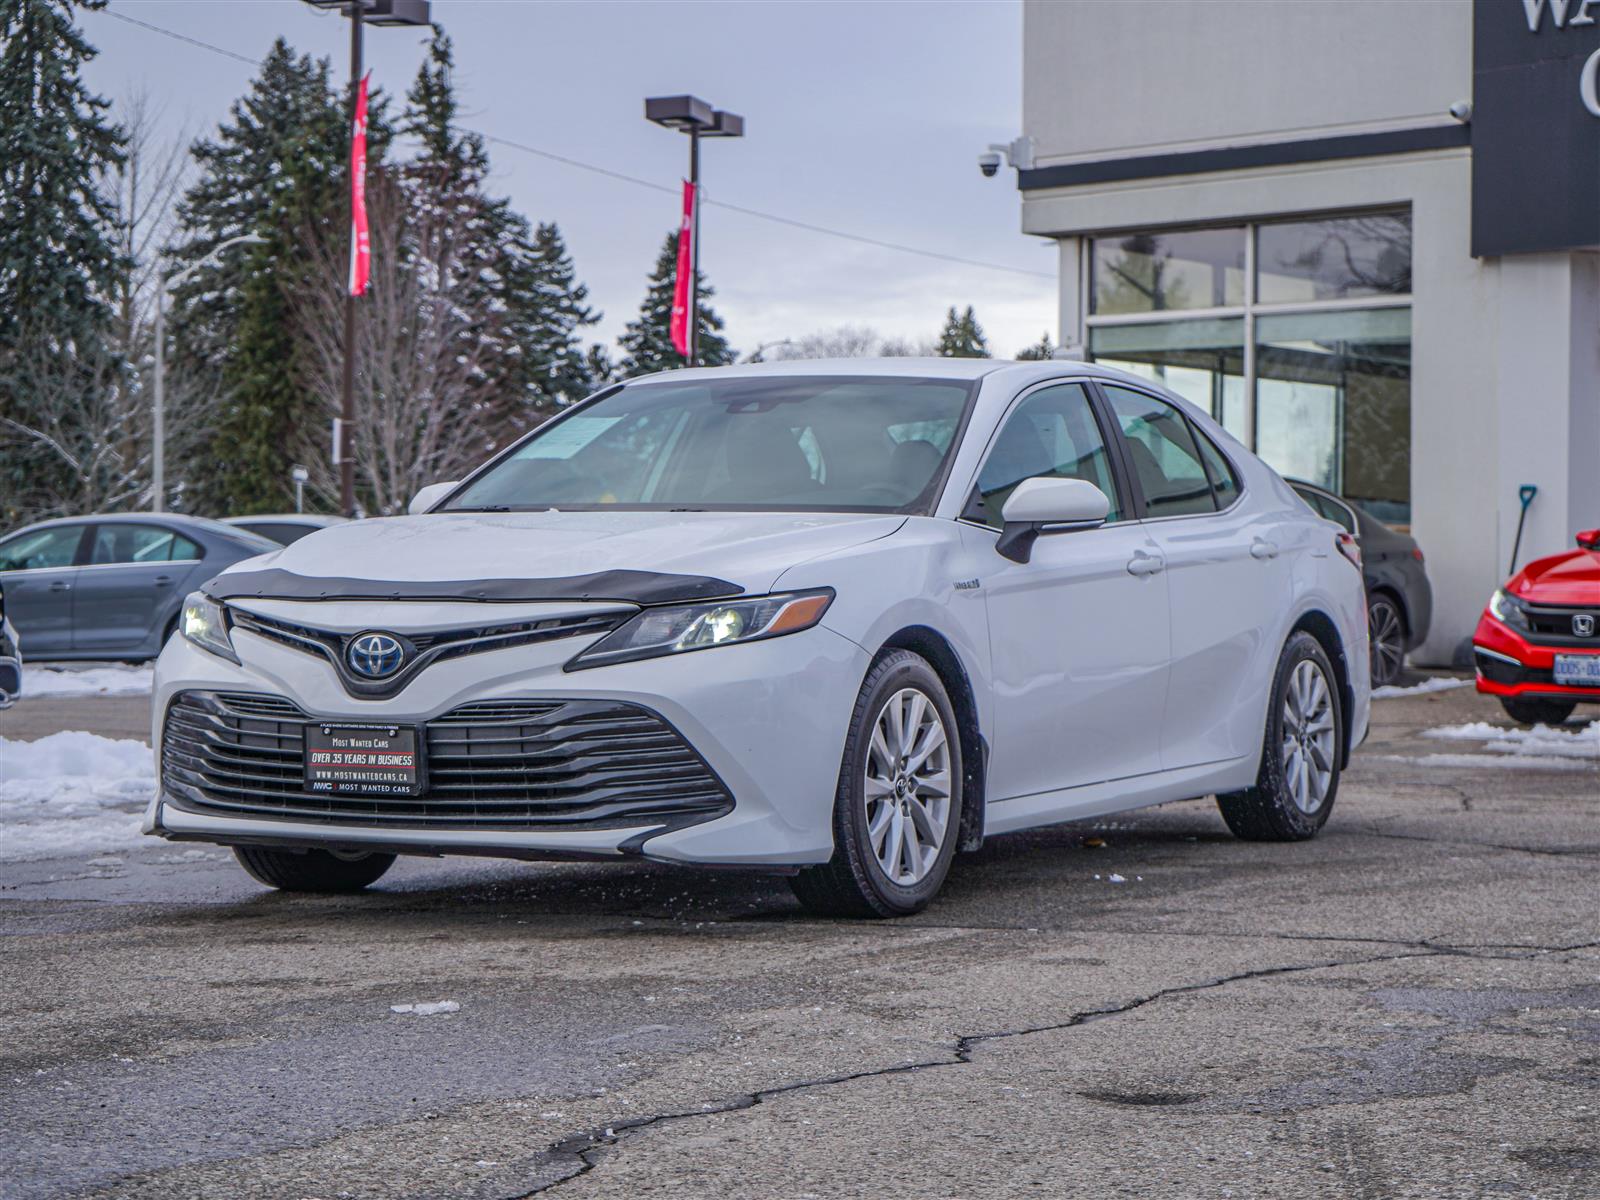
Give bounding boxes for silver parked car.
[0,514,276,662]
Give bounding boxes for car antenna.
[1508,484,1538,577]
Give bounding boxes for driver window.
[968,383,1123,531]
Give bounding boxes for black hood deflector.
[204,568,744,606]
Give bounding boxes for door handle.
[1250,539,1280,560]
[1127,551,1165,577]
[49,580,72,592]
[153,575,174,587]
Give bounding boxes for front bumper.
[147,617,870,866]
[1472,614,1600,703]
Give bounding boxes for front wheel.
[790,650,963,918]
[234,846,396,893]
[1217,632,1342,841]
[1499,697,1576,726]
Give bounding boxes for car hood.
[206,510,906,604]
[1511,548,1600,607]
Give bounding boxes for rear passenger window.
[1101,386,1217,518]
[1195,430,1241,509]
[90,525,201,565]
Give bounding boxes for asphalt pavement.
[1,678,1597,1199]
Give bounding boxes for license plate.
[1553,654,1600,688]
[304,722,423,796]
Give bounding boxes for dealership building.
[1013,0,1600,666]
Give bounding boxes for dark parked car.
[1289,480,1432,686]
[0,514,277,662]
[0,581,19,706]
[221,513,347,546]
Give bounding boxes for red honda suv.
[1473,529,1600,724]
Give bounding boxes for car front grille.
[227,607,629,699]
[161,690,733,833]
[1521,603,1600,647]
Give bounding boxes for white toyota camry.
[150,360,1370,916]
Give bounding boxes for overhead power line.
[102,6,1054,282]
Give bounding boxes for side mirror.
[1578,529,1600,551]
[995,477,1110,563]
[408,481,459,515]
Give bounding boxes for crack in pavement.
[1352,824,1600,859]
[504,941,1581,1197]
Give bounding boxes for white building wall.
[1023,0,1471,163]
[1017,0,1600,666]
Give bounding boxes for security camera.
[1448,100,1472,123]
[978,151,1002,178]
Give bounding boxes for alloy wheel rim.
[1369,599,1404,683]
[1281,660,1336,814]
[864,687,952,885]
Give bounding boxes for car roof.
[222,514,345,526]
[634,356,1181,384]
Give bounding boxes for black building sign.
[1473,0,1600,256]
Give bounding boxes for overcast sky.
[81,0,1058,360]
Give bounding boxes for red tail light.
[1336,532,1362,570]
[1410,546,1424,563]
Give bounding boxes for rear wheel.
[1367,594,1405,687]
[1217,632,1342,841]
[790,650,962,918]
[233,846,396,893]
[1499,697,1576,726]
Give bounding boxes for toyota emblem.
[1574,614,1596,638]
[347,632,407,678]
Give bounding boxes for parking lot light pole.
[301,0,432,516]
[644,96,743,365]
[152,233,267,513]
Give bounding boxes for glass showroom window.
[1086,211,1413,524]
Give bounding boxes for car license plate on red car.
[1553,654,1600,688]
[304,723,423,796]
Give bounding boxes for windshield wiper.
[446,504,514,513]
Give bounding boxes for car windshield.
[444,375,976,514]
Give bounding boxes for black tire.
[1499,697,1576,726]
[1217,632,1342,842]
[233,846,396,893]
[790,649,963,918]
[1367,593,1406,687]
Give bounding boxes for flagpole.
[688,125,700,367]
[340,5,363,518]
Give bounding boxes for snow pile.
[1372,676,1471,699]
[20,663,154,699]
[0,732,154,861]
[390,1000,461,1016]
[1413,720,1600,771]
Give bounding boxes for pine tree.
[402,31,598,419]
[619,232,734,377]
[936,306,990,359]
[167,38,356,514]
[0,0,125,520]
[508,222,600,409]
[1016,331,1054,361]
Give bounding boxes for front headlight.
[1488,589,1530,633]
[565,590,834,671]
[180,591,238,663]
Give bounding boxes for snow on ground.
[1400,719,1600,772]
[1372,676,1472,699]
[0,732,154,861]
[20,663,153,699]
[391,1001,461,1016]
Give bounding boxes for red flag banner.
[348,71,372,297]
[669,179,696,358]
